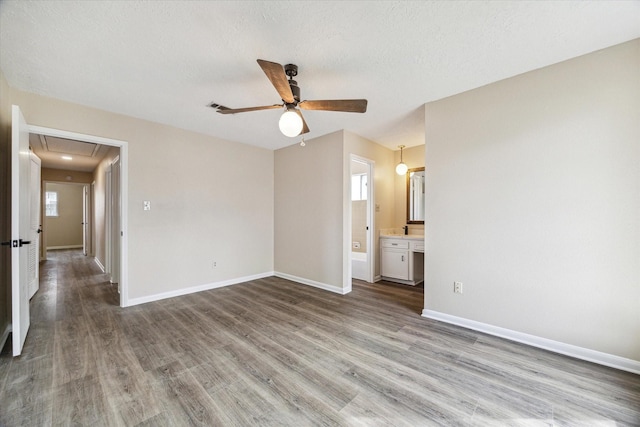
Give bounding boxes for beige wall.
[394,144,425,233]
[7,87,275,302]
[41,168,92,184]
[275,130,401,289]
[0,70,11,340]
[44,183,83,248]
[424,40,640,361]
[274,131,344,290]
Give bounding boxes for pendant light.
[279,105,303,137]
[396,145,408,175]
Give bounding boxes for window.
[351,174,367,201]
[45,191,58,217]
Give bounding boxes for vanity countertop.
[380,234,424,241]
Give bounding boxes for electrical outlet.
[454,281,463,294]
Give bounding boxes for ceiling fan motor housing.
[289,80,300,102]
[284,64,300,102]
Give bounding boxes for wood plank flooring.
[1,249,639,426]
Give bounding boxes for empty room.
[0,1,639,425]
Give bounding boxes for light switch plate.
[143,201,151,211]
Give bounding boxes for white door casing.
[28,124,128,307]
[11,105,31,356]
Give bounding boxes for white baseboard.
[0,323,11,353]
[422,309,640,375]
[47,245,83,250]
[126,271,275,307]
[275,271,350,295]
[94,257,105,273]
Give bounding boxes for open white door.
[28,151,41,299]
[11,105,32,356]
[82,185,89,256]
[110,156,121,290]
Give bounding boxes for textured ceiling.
[29,134,111,172]
[2,1,639,151]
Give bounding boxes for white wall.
[7,87,274,303]
[424,39,640,362]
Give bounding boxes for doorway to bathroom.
[350,155,374,283]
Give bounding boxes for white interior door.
[82,185,89,256]
[11,105,31,356]
[28,151,41,299]
[105,167,112,275]
[110,156,121,289]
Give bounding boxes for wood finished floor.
[0,250,639,426]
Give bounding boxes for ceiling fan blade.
[215,104,283,114]
[257,59,295,104]
[296,110,310,134]
[299,99,368,113]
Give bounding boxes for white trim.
[275,271,351,295]
[94,257,105,273]
[126,272,275,307]
[28,124,129,308]
[46,245,83,250]
[28,125,127,147]
[0,324,11,353]
[422,309,640,375]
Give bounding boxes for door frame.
[348,154,375,284]
[28,124,129,307]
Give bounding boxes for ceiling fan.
[211,59,368,137]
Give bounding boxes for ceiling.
[29,133,110,172]
[1,1,639,152]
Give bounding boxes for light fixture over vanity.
[396,145,408,175]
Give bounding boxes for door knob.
[19,239,31,246]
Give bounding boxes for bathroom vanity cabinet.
[380,236,424,286]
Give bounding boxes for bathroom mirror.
[406,167,425,224]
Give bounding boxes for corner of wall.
[0,68,13,340]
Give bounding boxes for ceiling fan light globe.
[279,110,303,137]
[396,162,408,175]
